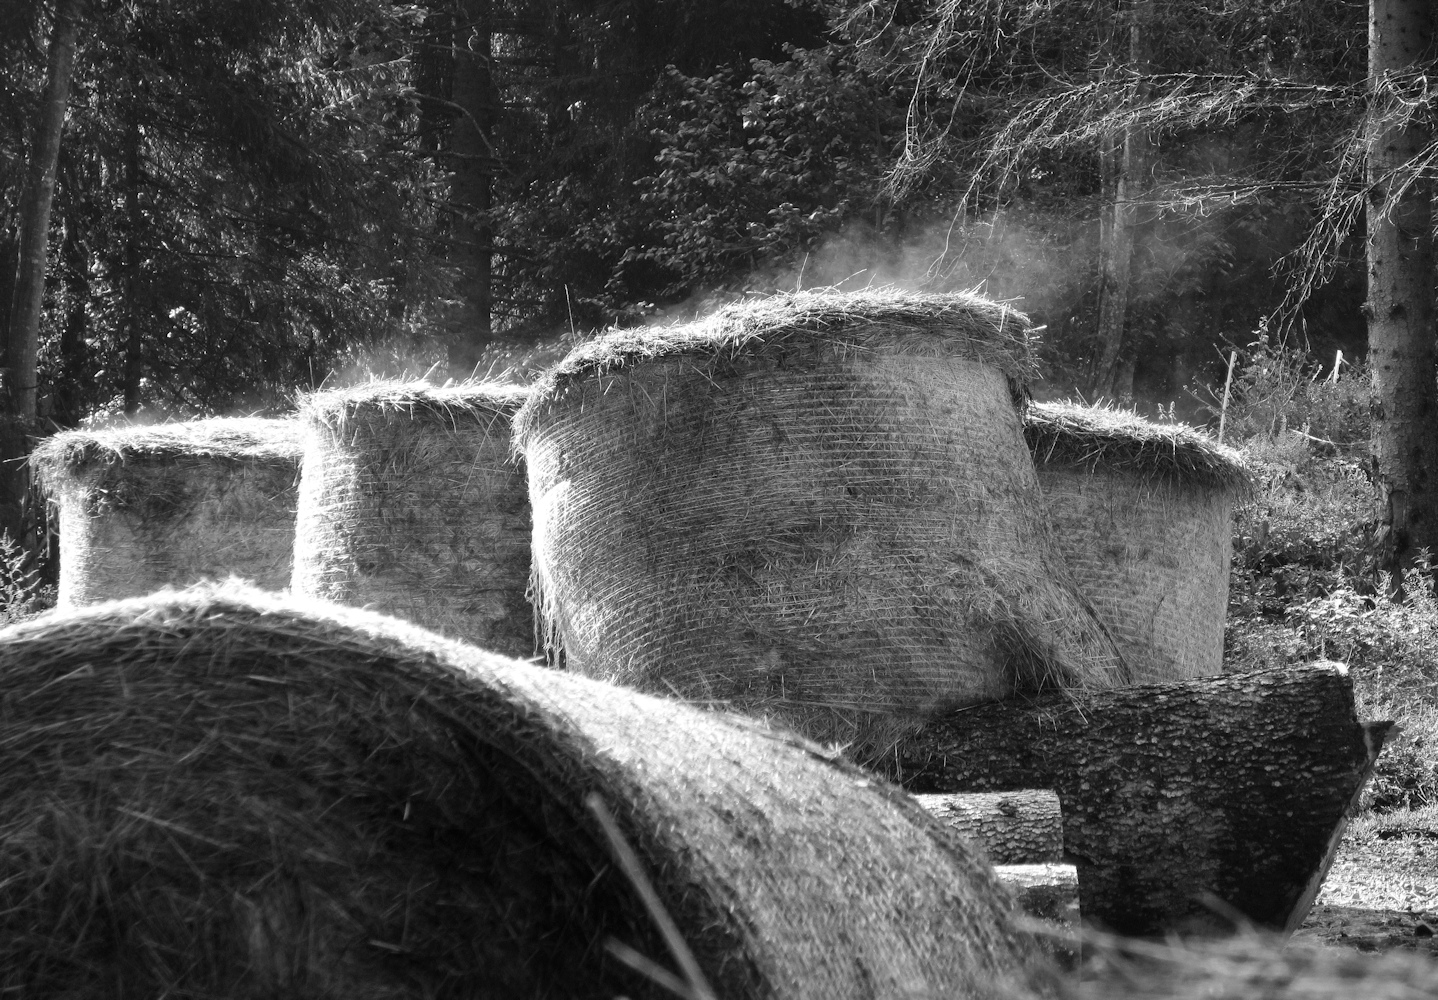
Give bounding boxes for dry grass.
[295,380,535,657]
[1023,400,1250,492]
[515,288,1039,443]
[31,416,306,478]
[0,581,1050,999]
[31,417,304,605]
[300,379,531,429]
[518,289,1125,753]
[1025,402,1248,683]
[1068,928,1438,999]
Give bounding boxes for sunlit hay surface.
[515,288,1039,441]
[1071,929,1438,999]
[294,380,535,659]
[0,582,1048,1000]
[1023,401,1250,493]
[1024,402,1249,683]
[31,417,304,607]
[516,289,1126,754]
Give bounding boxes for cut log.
[913,790,1064,864]
[877,662,1389,936]
[995,863,1081,971]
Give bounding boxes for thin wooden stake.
[1217,349,1238,443]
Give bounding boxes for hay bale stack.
[31,417,303,606]
[294,381,533,658]
[0,583,1047,999]
[1023,401,1248,682]
[516,289,1127,749]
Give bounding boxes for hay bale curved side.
[517,290,1126,751]
[0,583,1046,999]
[293,381,534,658]
[31,418,303,606]
[1024,402,1248,682]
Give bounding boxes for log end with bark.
[913,789,1065,864]
[875,662,1389,937]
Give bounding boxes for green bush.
[1215,338,1438,818]
[0,532,53,626]
[1212,333,1369,450]
[1226,562,1438,815]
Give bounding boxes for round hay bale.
[31,417,303,607]
[515,289,1127,751]
[293,381,534,658]
[1023,401,1249,683]
[0,582,1049,999]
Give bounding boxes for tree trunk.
[911,790,1064,865]
[1091,0,1151,399]
[3,0,82,548]
[875,663,1389,937]
[121,113,144,415]
[447,0,498,375]
[1366,0,1438,584]
[55,200,90,428]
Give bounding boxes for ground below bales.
[1295,807,1438,956]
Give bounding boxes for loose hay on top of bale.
[31,417,304,606]
[1023,401,1249,682]
[0,583,1051,1000]
[515,289,1127,752]
[294,380,534,658]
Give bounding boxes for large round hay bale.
[515,289,1127,750]
[293,381,533,658]
[0,582,1047,999]
[31,417,303,607]
[1023,401,1248,682]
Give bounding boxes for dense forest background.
[3,0,1428,573]
[2,0,1376,417]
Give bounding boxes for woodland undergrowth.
[1221,341,1438,818]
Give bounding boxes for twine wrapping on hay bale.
[1023,401,1248,682]
[0,582,1049,999]
[294,380,534,658]
[31,417,303,607]
[515,289,1127,750]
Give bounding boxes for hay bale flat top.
[1024,400,1249,490]
[31,416,305,484]
[301,379,530,429]
[516,289,1038,441]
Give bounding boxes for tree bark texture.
[7,0,82,422]
[912,790,1064,864]
[876,663,1390,937]
[1091,0,1152,400]
[121,113,144,416]
[1366,0,1438,579]
[3,0,82,549]
[447,0,498,375]
[55,205,90,429]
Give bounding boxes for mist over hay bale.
[516,289,1127,750]
[31,417,303,607]
[294,381,534,658]
[0,582,1048,999]
[1024,402,1248,682]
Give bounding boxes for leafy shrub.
[1363,741,1438,813]
[0,532,54,626]
[1230,452,1382,610]
[1209,332,1370,450]
[1227,562,1438,815]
